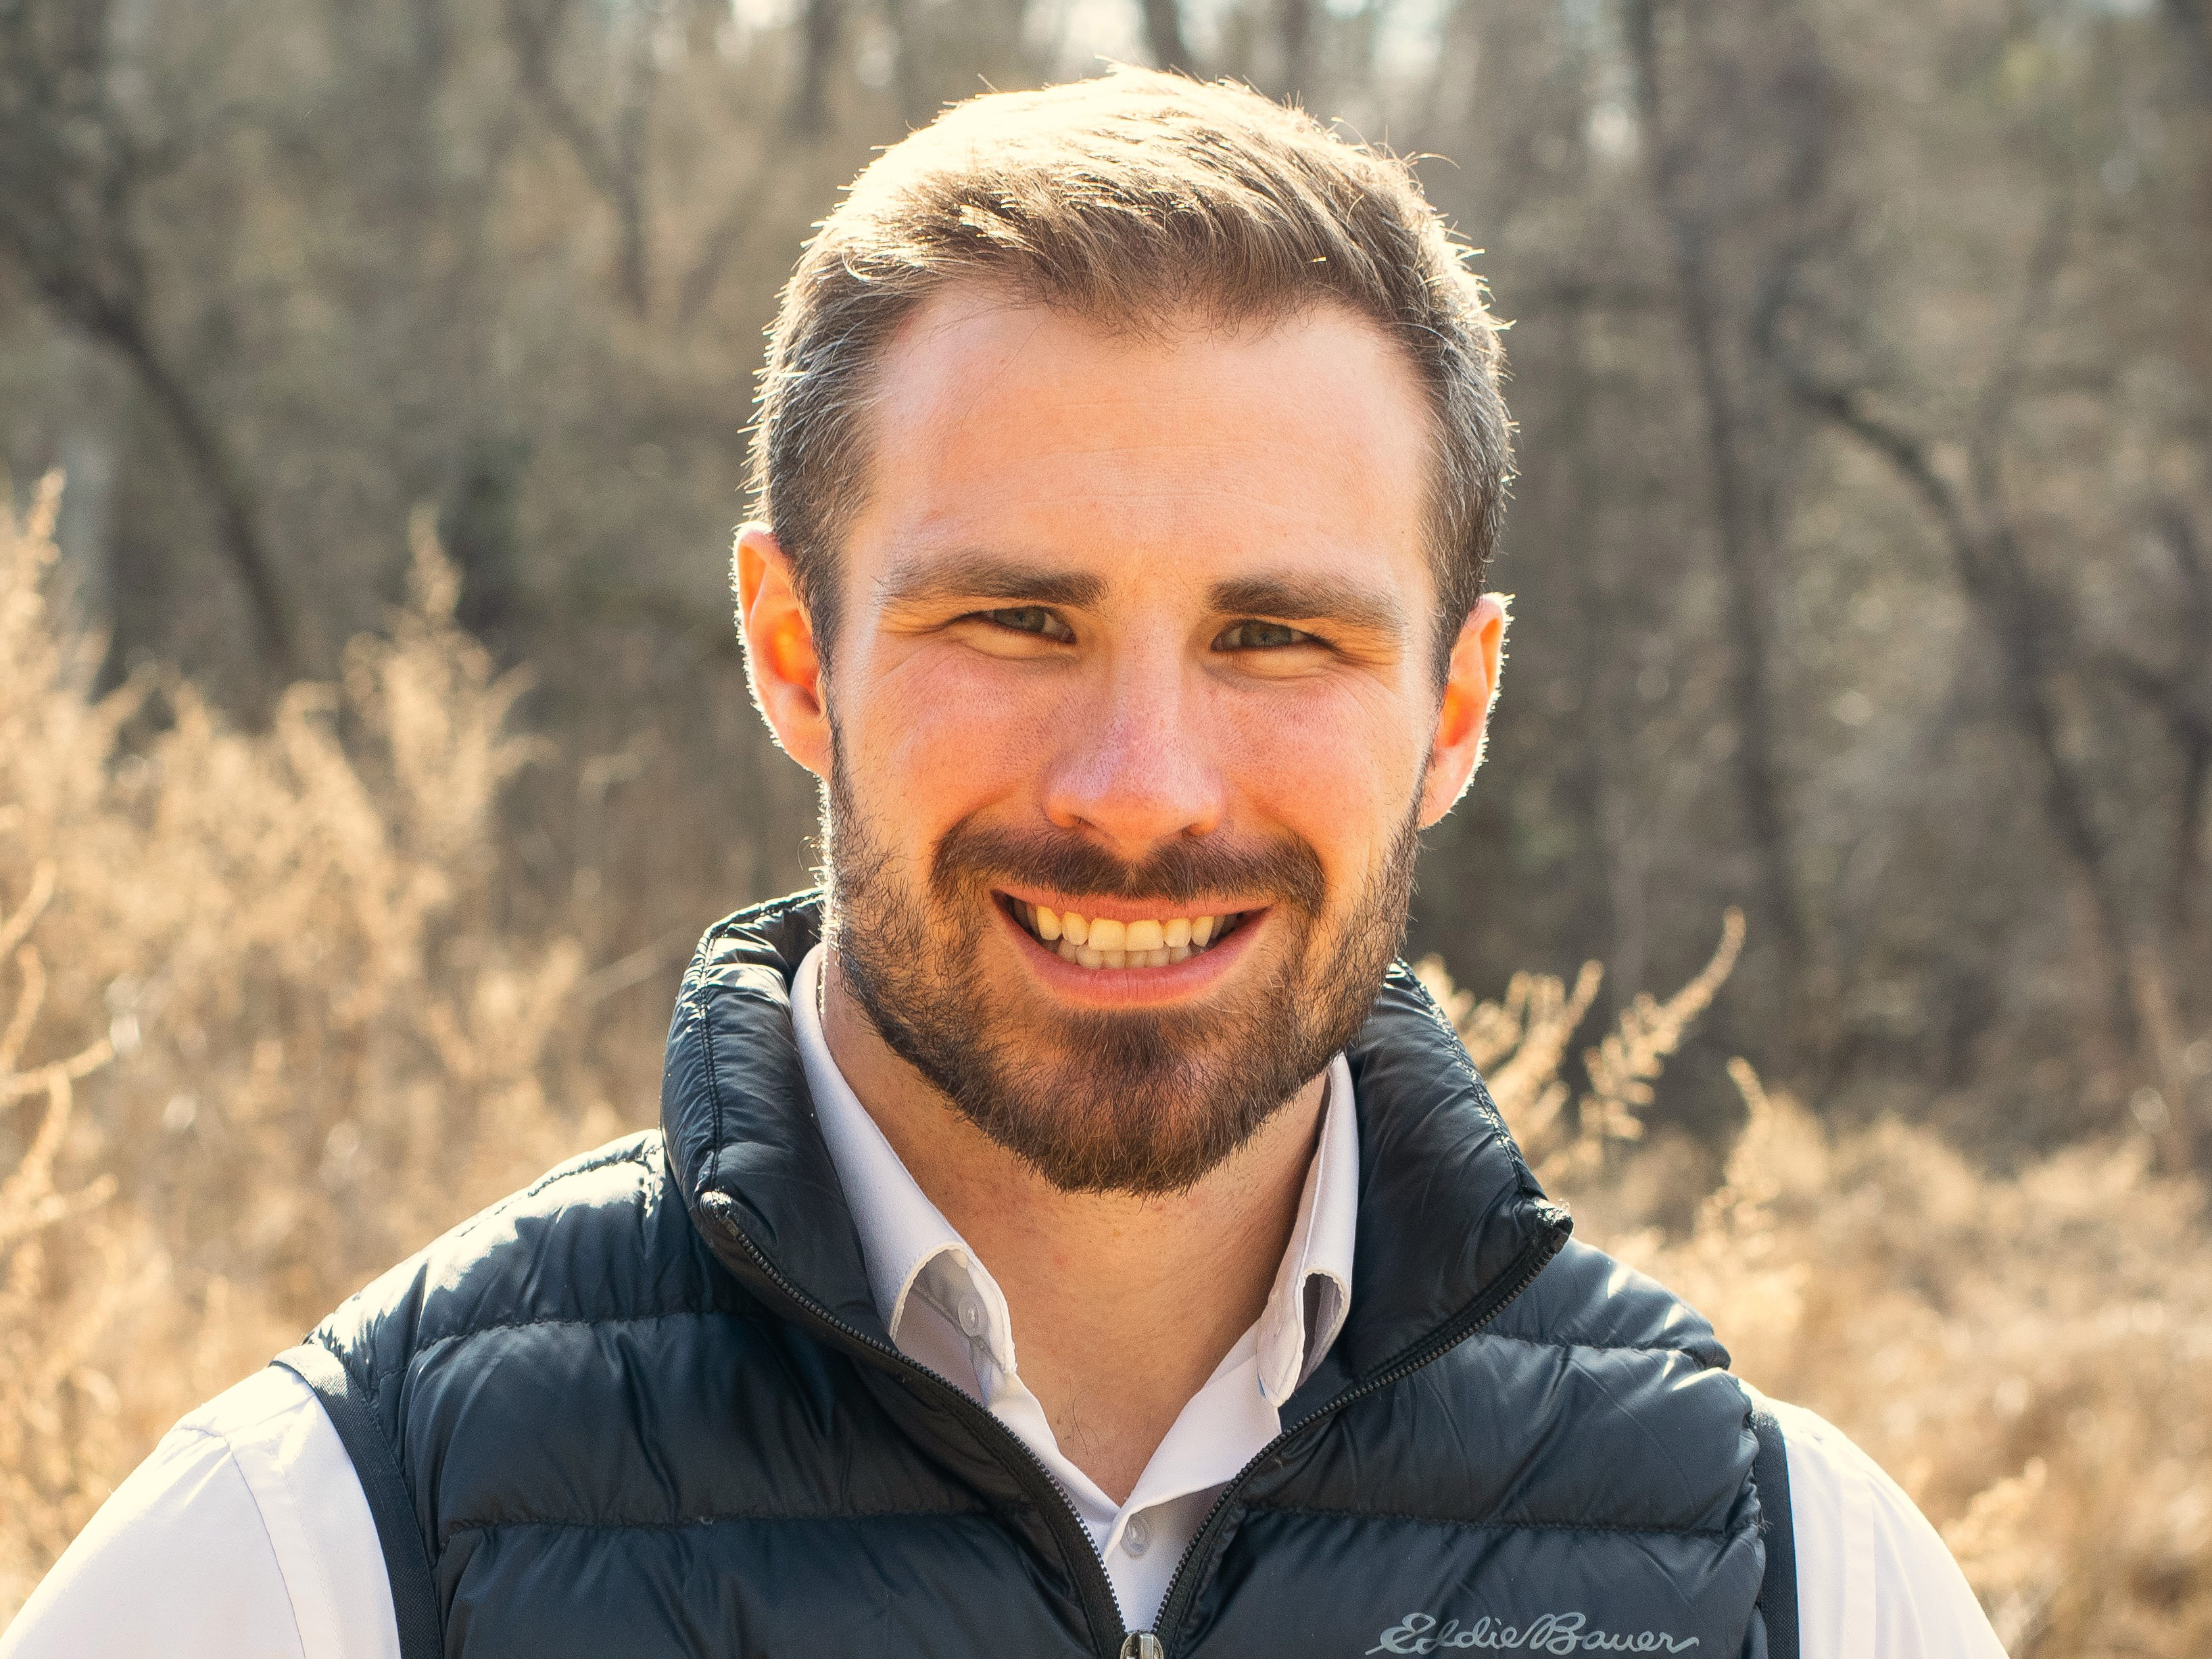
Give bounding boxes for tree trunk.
[788,0,846,133]
[1624,0,1818,1064]
[106,311,299,682]
[1142,0,1197,73]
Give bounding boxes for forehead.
[838,286,1438,611]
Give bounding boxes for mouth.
[997,893,1255,971]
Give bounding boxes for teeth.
[1016,903,1239,970]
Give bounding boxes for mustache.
[929,819,1327,915]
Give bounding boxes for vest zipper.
[706,1203,1132,1658]
[709,1192,1564,1659]
[1145,1219,1568,1658]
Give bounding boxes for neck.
[819,948,1328,1504]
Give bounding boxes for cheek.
[1213,679,1429,879]
[845,649,1061,818]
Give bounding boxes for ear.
[734,523,832,779]
[1417,593,1510,827]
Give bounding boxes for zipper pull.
[1120,1635,1163,1659]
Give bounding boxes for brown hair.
[747,66,1512,671]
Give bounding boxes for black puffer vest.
[276,894,1794,1659]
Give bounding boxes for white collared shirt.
[0,955,2006,1656]
[791,944,1358,1628]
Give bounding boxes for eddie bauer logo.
[1366,1611,1700,1654]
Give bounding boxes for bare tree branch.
[502,0,654,316]
[2102,505,2212,934]
[2163,0,2212,101]
[676,172,771,331]
[1140,0,1198,74]
[877,0,939,132]
[786,0,846,135]
[1775,205,2182,1110]
[0,0,299,678]
[1622,0,1819,1056]
[1276,0,1315,99]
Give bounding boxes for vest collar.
[660,892,1569,1392]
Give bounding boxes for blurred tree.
[0,0,298,679]
[1620,0,1837,1068]
[1141,0,1196,73]
[504,0,658,315]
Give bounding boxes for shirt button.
[1123,1516,1151,1557]
[957,1295,986,1337]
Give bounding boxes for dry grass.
[0,479,619,1609]
[1422,939,2212,1656]
[3,480,2207,1652]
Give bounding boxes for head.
[737,68,1513,1195]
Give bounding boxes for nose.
[1041,647,1226,860]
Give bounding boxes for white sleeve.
[0,1366,400,1659]
[1765,1395,2010,1659]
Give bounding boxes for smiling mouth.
[1001,895,1253,971]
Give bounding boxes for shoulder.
[310,1129,747,1392]
[1487,1236,1731,1363]
[1348,1240,1756,1535]
[1751,1392,2010,1658]
[299,1128,823,1533]
[1,1368,391,1658]
[1447,1238,1748,1466]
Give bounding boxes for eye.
[1213,619,1316,651]
[979,606,1075,642]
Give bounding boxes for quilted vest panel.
[290,894,1776,1659]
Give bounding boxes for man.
[4,69,2003,1659]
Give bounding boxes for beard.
[821,746,1421,1196]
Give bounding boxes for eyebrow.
[873,553,1409,641]
[1209,573,1408,640]
[875,552,1107,612]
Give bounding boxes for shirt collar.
[1257,1050,1358,1404]
[792,944,1018,1374]
[791,943,1357,1401]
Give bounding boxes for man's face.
[740,289,1504,1194]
